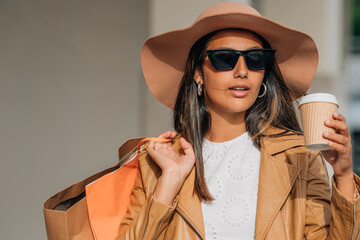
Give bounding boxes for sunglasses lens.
[245,50,274,70]
[208,50,237,70]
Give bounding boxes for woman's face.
[196,29,265,118]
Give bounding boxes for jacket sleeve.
[304,152,360,239]
[115,160,179,240]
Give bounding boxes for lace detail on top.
[201,132,260,240]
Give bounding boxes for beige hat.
[141,2,318,109]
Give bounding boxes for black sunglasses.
[206,48,276,70]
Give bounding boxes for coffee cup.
[298,93,339,150]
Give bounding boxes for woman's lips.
[229,86,250,97]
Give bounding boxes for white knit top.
[201,132,261,240]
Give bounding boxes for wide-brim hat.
[141,2,319,109]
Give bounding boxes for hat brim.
[142,12,318,109]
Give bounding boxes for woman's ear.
[194,68,203,85]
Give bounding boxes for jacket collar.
[260,127,305,155]
[173,127,305,240]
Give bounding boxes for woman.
[117,2,359,239]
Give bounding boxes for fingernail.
[328,140,333,146]
[324,131,329,137]
[334,112,339,117]
[325,120,331,124]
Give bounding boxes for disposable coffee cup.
[298,93,339,150]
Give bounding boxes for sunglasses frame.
[206,48,276,71]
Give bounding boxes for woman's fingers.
[179,138,195,159]
[147,136,195,175]
[323,131,349,146]
[158,131,177,139]
[323,112,351,152]
[326,139,348,153]
[153,142,165,151]
[321,112,353,177]
[146,141,168,169]
[333,112,346,122]
[324,112,350,136]
[146,141,158,157]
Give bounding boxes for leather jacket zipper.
[175,208,204,240]
[152,209,171,240]
[143,199,154,240]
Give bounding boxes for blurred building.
[348,0,360,176]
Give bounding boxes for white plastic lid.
[299,93,338,106]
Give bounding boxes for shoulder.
[260,127,306,154]
[260,126,321,164]
[261,127,329,180]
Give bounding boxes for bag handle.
[136,137,172,151]
[118,137,173,167]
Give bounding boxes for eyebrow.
[248,46,262,50]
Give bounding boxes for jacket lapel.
[255,131,304,240]
[172,135,205,240]
[176,167,205,240]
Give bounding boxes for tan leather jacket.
[116,128,360,240]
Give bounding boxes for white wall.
[0,1,148,238]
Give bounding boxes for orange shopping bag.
[85,137,172,240]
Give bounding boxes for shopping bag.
[85,137,169,240]
[86,157,139,240]
[43,137,171,240]
[43,138,143,240]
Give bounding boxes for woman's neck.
[205,110,247,143]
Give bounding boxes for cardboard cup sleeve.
[299,93,339,151]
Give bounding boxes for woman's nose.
[233,55,248,79]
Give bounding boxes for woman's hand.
[146,131,196,206]
[321,112,355,199]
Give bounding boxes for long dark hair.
[173,29,302,201]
